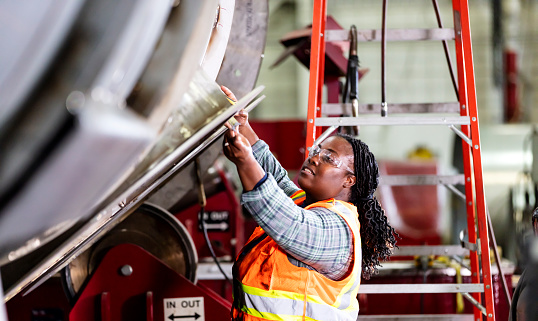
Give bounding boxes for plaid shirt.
[241,140,353,280]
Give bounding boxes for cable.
[200,207,232,285]
[195,158,232,285]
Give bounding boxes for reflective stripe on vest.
[238,283,360,321]
[291,190,306,204]
[233,192,361,321]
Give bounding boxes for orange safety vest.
[232,190,362,321]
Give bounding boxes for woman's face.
[298,136,356,202]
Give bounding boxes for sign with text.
[163,297,204,321]
[198,211,230,232]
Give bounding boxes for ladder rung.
[358,283,484,294]
[315,116,470,126]
[326,28,455,42]
[380,175,464,186]
[392,245,469,257]
[322,102,460,115]
[358,314,474,321]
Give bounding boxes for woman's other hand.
[223,127,253,166]
[223,127,265,191]
[220,85,259,146]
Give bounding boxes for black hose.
[200,207,232,285]
[195,158,232,285]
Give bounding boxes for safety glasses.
[307,145,355,175]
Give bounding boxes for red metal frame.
[305,0,327,155]
[452,2,482,320]
[69,243,231,321]
[305,0,496,319]
[453,0,495,319]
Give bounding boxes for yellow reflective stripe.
[330,201,362,309]
[343,298,359,311]
[243,283,332,306]
[291,190,305,200]
[332,270,359,308]
[242,283,303,301]
[241,306,320,321]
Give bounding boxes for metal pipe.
[461,292,487,315]
[381,0,388,117]
[311,125,338,149]
[486,205,512,306]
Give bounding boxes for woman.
[222,87,397,321]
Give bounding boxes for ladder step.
[322,102,460,115]
[380,175,464,186]
[315,116,470,126]
[358,283,484,294]
[392,245,469,257]
[358,314,474,321]
[326,28,455,42]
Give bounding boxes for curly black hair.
[338,134,399,279]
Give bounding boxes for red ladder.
[305,1,496,320]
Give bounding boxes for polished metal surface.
[63,203,197,300]
[148,0,269,211]
[0,0,269,304]
[0,0,85,129]
[0,0,173,263]
[215,0,269,98]
[3,86,265,302]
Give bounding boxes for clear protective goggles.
[307,145,355,175]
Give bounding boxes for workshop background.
[1,0,537,320]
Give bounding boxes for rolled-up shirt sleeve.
[241,173,352,279]
[251,140,299,197]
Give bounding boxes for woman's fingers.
[220,85,237,102]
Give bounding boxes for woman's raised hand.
[220,85,259,145]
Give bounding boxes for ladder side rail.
[305,0,328,156]
[452,1,482,320]
[458,0,495,319]
[453,0,496,320]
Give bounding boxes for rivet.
[309,119,313,123]
[474,145,479,149]
[486,285,490,289]
[472,117,476,121]
[488,314,492,318]
[120,265,133,276]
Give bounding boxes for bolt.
[462,105,466,109]
[468,202,472,206]
[486,285,490,289]
[467,177,471,182]
[474,145,479,149]
[309,119,313,123]
[488,314,492,318]
[320,33,324,37]
[472,117,476,121]
[120,265,133,276]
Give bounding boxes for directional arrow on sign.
[168,313,201,320]
[203,222,228,231]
